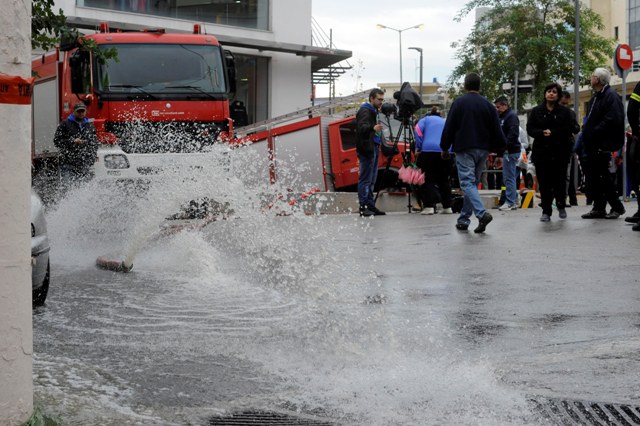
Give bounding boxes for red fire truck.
[31,22,236,179]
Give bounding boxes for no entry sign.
[616,44,633,71]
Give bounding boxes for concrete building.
[56,0,350,124]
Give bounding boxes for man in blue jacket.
[356,88,386,217]
[441,73,506,233]
[494,96,521,211]
[53,102,98,192]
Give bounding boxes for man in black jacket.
[625,80,640,228]
[441,73,506,233]
[494,96,521,211]
[53,102,98,191]
[580,67,626,219]
[356,88,386,217]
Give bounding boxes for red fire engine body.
[31,22,235,179]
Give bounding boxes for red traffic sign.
[615,44,633,71]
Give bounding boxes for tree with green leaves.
[32,0,117,63]
[448,0,613,110]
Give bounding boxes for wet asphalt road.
[32,200,640,425]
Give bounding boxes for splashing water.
[38,138,544,425]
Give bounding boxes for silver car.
[31,190,50,306]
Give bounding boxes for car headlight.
[104,154,130,169]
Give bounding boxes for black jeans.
[535,156,569,215]
[586,151,624,213]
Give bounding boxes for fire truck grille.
[106,121,222,154]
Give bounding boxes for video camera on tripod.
[375,83,424,212]
[380,82,424,123]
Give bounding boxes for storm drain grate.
[207,410,336,426]
[532,397,640,425]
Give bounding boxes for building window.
[80,0,270,31]
[232,54,269,124]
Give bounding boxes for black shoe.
[581,210,606,219]
[558,208,567,219]
[633,222,640,231]
[605,209,625,219]
[624,211,640,223]
[474,212,493,233]
[359,206,375,217]
[455,223,469,231]
[369,205,386,216]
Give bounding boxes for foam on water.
[38,140,542,425]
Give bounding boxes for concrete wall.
[0,0,34,423]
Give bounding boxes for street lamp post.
[408,46,423,98]
[376,23,423,84]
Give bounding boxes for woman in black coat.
[527,83,574,221]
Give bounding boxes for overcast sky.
[311,1,477,97]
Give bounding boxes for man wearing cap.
[53,102,98,191]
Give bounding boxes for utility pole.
[0,0,34,423]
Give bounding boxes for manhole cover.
[533,397,640,425]
[207,410,336,426]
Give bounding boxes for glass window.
[81,0,269,31]
[231,54,268,125]
[95,43,227,94]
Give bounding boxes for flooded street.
[32,146,640,425]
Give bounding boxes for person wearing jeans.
[494,96,522,210]
[355,88,386,216]
[440,73,506,233]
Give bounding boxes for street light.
[408,46,423,98]
[376,23,424,84]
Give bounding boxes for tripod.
[375,113,417,213]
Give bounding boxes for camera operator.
[356,88,386,217]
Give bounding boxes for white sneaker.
[440,207,453,214]
[420,207,435,215]
[498,204,517,211]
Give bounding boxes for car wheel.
[32,260,50,307]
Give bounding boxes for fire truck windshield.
[96,43,227,95]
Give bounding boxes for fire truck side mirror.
[224,49,237,95]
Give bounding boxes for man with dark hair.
[581,67,626,219]
[494,95,521,211]
[441,73,506,233]
[355,88,386,217]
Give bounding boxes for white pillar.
[0,0,34,423]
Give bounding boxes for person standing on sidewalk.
[355,88,386,217]
[559,91,581,207]
[414,107,453,215]
[440,73,506,233]
[494,96,521,211]
[580,67,626,220]
[526,83,573,222]
[625,79,640,228]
